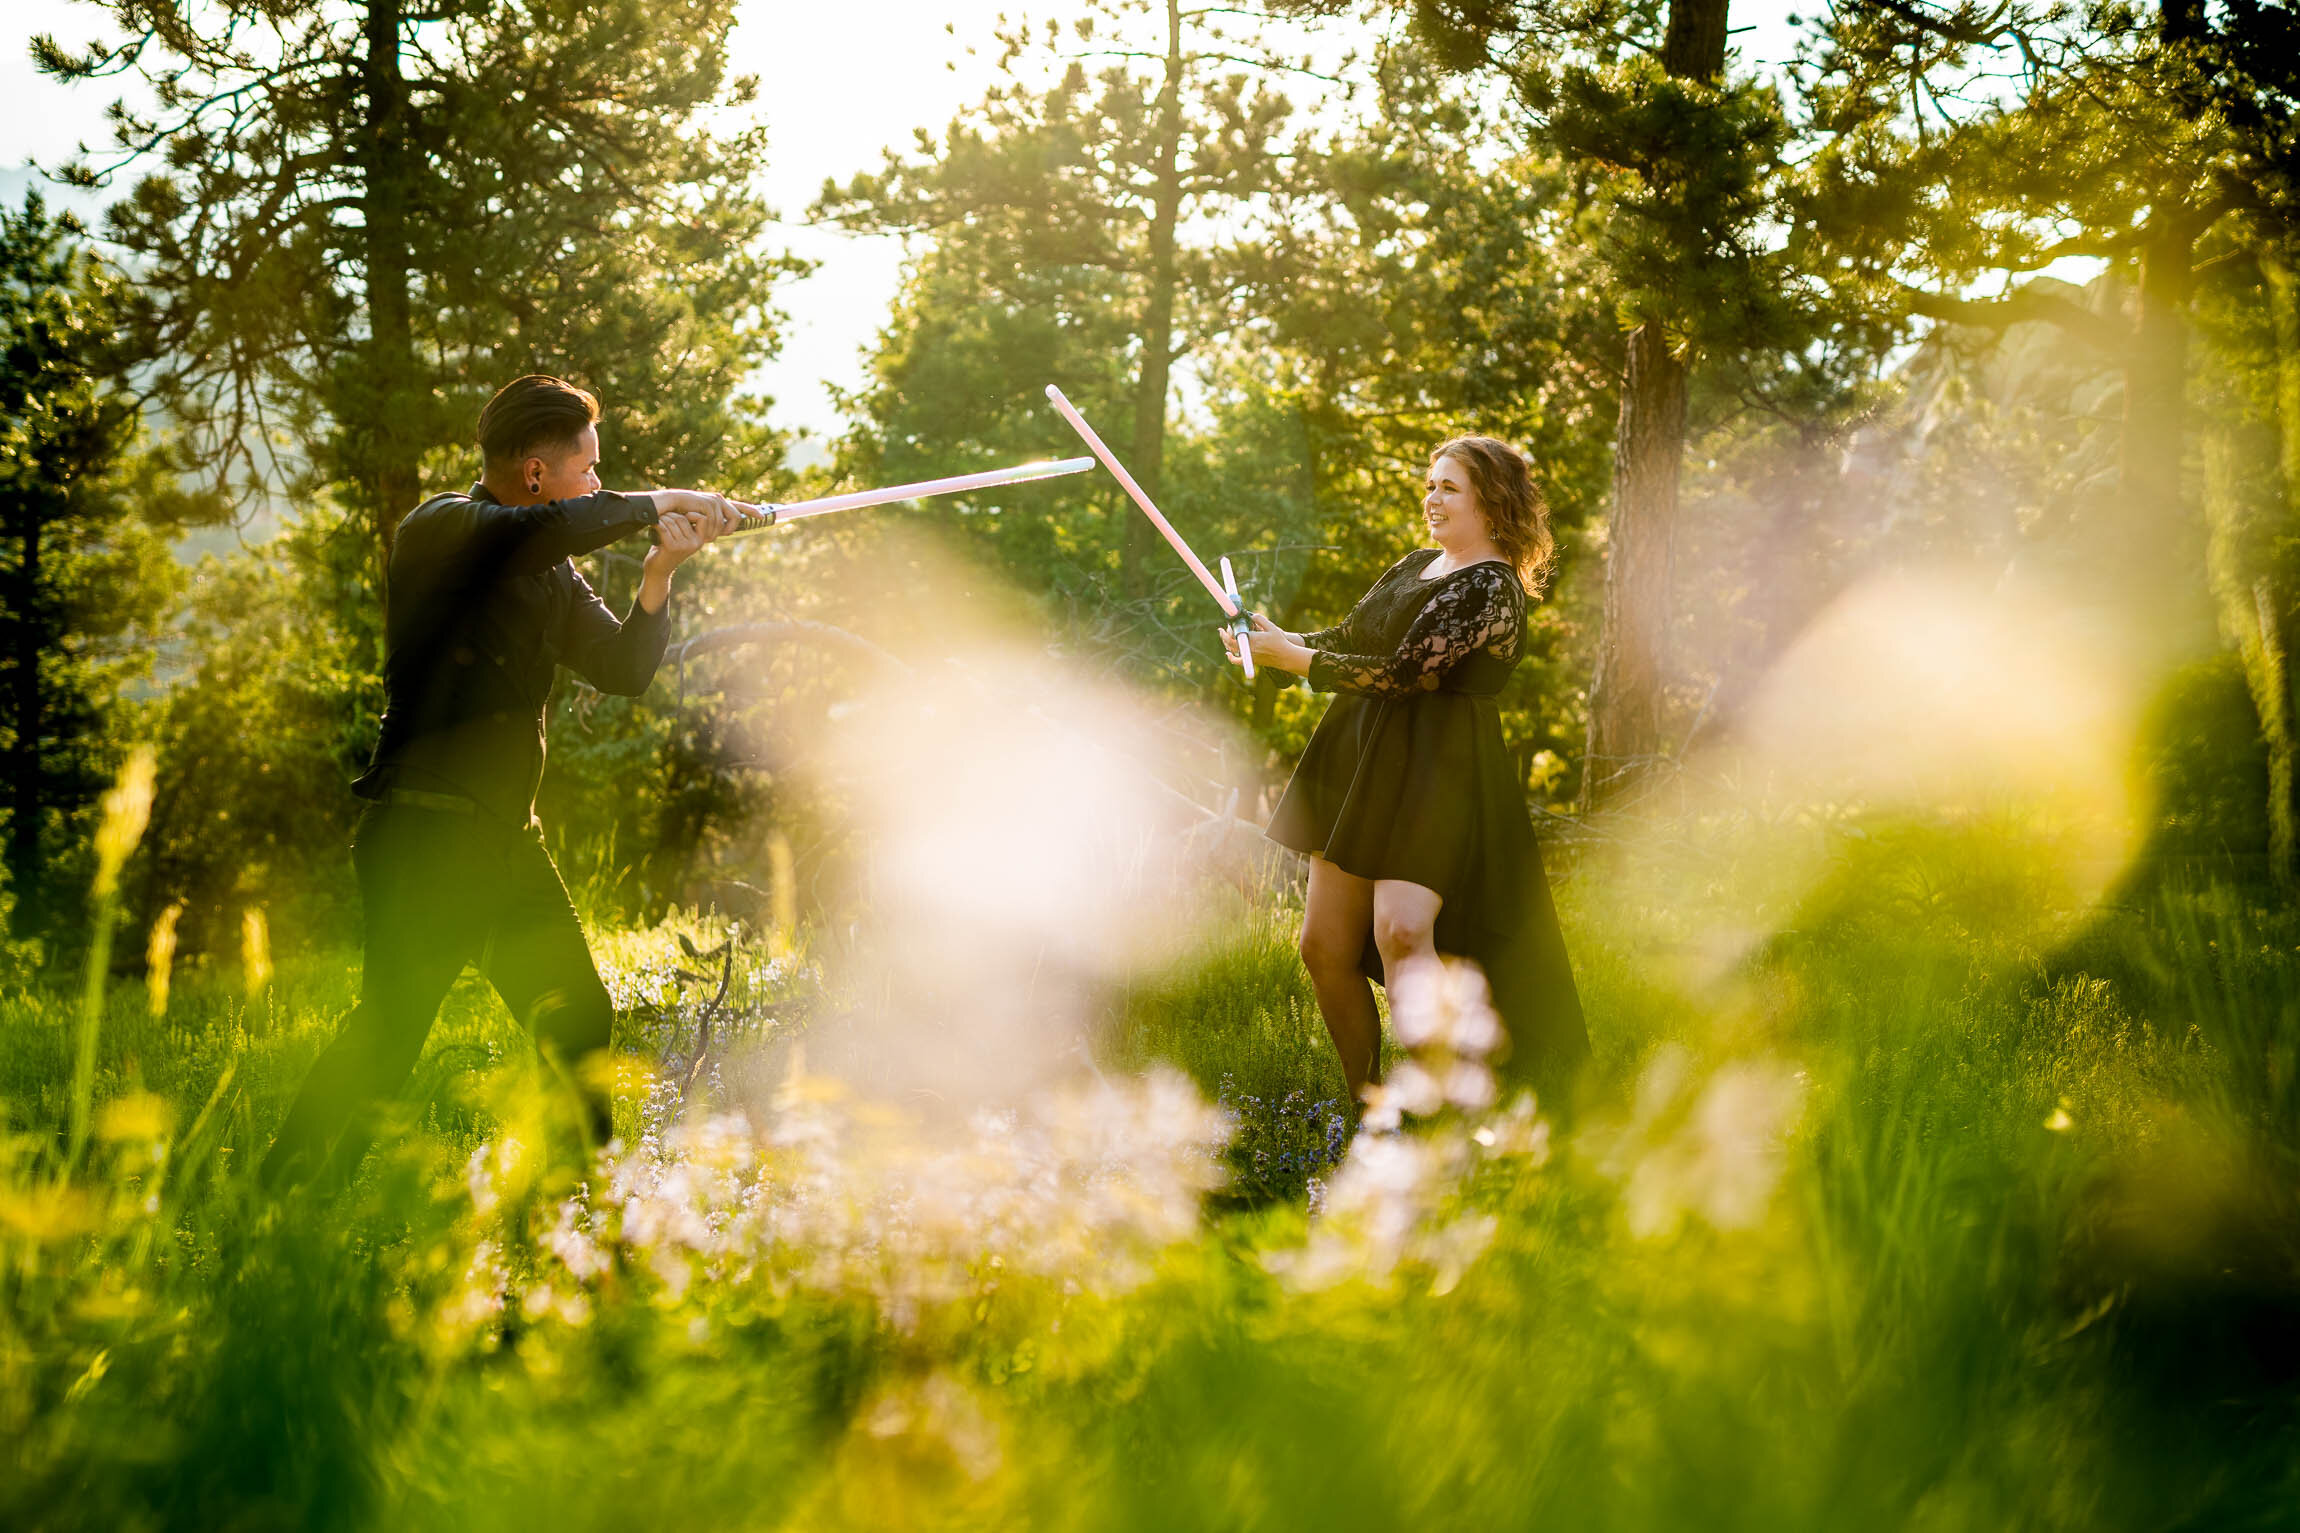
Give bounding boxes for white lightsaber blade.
[1043,386,1238,617]
[702,456,1096,537]
[1044,384,1258,680]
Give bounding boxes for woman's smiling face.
[1423,454,1485,545]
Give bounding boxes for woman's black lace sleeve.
[1307,566,1522,699]
[1296,553,1420,651]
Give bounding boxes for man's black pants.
[260,800,617,1191]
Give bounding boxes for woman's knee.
[1371,909,1434,965]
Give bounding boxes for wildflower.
[1369,959,1503,1132]
[1267,1128,1496,1291]
[92,747,155,899]
[145,902,183,1018]
[439,1239,512,1339]
[1591,1046,1806,1239]
[96,1091,173,1165]
[520,1283,592,1328]
[1390,960,1506,1059]
[1473,1093,1552,1163]
[464,1136,529,1218]
[491,1066,1229,1337]
[240,907,272,997]
[1268,957,1547,1292]
[1442,1060,1497,1113]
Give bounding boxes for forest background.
[2,0,2296,964]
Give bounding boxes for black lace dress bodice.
[1301,549,1526,700]
[1268,548,1588,1090]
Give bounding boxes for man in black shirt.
[261,375,743,1191]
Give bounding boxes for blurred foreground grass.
[4,827,2299,1531]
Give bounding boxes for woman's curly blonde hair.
[1431,435,1556,594]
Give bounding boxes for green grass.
[4,828,2299,1530]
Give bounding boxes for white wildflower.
[1269,958,1550,1292]
[502,1066,1229,1334]
[438,1239,511,1338]
[1382,1061,1446,1121]
[1591,1046,1806,1239]
[1267,1125,1495,1291]
[464,1136,527,1218]
[1442,1060,1497,1113]
[1473,1094,1552,1163]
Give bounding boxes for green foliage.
[0,192,223,942]
[1784,0,2300,603]
[815,0,1306,590]
[135,529,382,958]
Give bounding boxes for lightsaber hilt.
[721,502,778,536]
[647,501,774,545]
[1220,555,1255,681]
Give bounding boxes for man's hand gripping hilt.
[647,502,777,545]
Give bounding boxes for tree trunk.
[2265,251,2300,882]
[5,519,41,933]
[2272,253,2300,506]
[2253,576,2294,886]
[1578,0,1728,809]
[1661,0,1732,76]
[2121,225,2191,555]
[1582,321,1689,804]
[361,0,421,569]
[2203,424,2295,884]
[1126,0,1185,595]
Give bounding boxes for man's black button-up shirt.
[353,483,669,824]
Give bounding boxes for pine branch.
[1847,0,2022,50]
[1903,283,2133,356]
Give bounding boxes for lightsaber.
[1220,556,1255,681]
[657,456,1096,541]
[1043,384,1256,678]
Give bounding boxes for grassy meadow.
[3,811,2298,1532]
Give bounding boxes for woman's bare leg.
[1300,856,1381,1100]
[1372,880,1444,1022]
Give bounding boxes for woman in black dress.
[1225,436,1589,1104]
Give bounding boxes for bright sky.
[1,0,1809,447]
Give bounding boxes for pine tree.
[35,0,800,573]
[0,194,221,938]
[1801,0,2300,868]
[815,0,1311,593]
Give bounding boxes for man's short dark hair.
[478,375,601,468]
